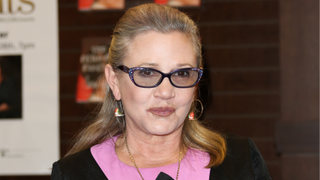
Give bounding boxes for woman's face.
[115,31,197,136]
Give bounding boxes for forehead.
[124,31,197,70]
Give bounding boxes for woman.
[51,3,271,180]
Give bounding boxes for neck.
[116,129,183,168]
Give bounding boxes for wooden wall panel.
[190,1,278,22]
[60,98,96,117]
[205,47,279,68]
[279,0,319,121]
[59,8,123,27]
[60,75,77,94]
[206,94,279,114]
[282,155,319,180]
[201,24,278,45]
[277,0,319,179]
[209,118,276,137]
[59,30,113,49]
[59,53,80,72]
[268,165,282,180]
[210,71,279,91]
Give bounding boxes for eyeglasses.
[116,65,203,88]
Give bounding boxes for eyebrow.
[136,63,193,68]
[176,63,193,67]
[136,63,158,67]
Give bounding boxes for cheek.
[119,79,151,108]
[176,88,195,110]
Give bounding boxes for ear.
[105,64,121,100]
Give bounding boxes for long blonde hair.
[66,3,226,168]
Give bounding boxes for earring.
[113,100,124,117]
[115,107,124,117]
[188,99,203,120]
[188,112,194,120]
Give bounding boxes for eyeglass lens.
[132,68,200,87]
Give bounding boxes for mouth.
[147,107,176,117]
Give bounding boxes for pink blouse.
[91,136,211,180]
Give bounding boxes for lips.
[147,107,175,117]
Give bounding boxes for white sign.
[0,0,59,175]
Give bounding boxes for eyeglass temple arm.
[117,65,130,73]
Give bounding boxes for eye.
[137,69,157,77]
[173,70,190,78]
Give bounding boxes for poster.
[154,0,201,6]
[78,0,125,11]
[0,0,59,175]
[76,37,109,103]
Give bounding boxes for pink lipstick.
[147,107,175,117]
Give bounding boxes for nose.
[153,77,175,100]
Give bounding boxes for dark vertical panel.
[280,0,319,121]
[277,0,319,179]
[282,156,319,180]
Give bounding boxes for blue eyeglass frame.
[116,65,203,88]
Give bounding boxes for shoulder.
[216,135,254,175]
[51,148,108,180]
[60,148,99,167]
[209,134,272,180]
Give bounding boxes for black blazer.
[51,135,272,180]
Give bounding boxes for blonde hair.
[66,3,226,168]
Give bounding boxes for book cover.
[78,0,125,11]
[0,55,22,119]
[76,37,110,103]
[154,0,201,6]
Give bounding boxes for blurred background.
[1,0,318,179]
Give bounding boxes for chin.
[150,131,175,136]
[147,124,182,136]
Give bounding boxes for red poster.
[76,37,110,103]
[154,0,201,6]
[154,0,169,5]
[78,0,125,10]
